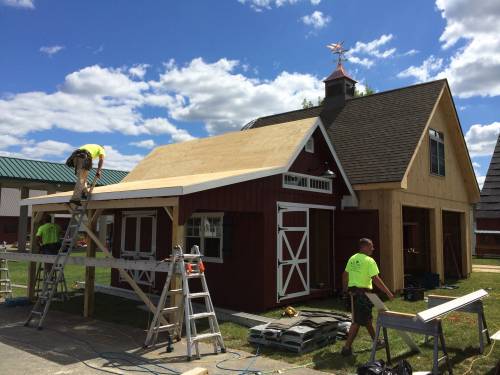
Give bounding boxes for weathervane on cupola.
[322,41,357,108]
[326,41,348,65]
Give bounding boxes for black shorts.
[40,242,60,255]
[351,293,374,325]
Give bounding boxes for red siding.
[476,218,500,256]
[109,128,371,311]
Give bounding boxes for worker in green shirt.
[36,215,62,273]
[341,238,394,357]
[66,144,106,205]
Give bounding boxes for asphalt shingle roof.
[250,79,447,185]
[477,134,500,218]
[0,156,128,186]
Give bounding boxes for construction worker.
[36,215,62,273]
[340,238,394,357]
[66,144,105,205]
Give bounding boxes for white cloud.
[129,64,150,79]
[347,34,396,68]
[40,45,64,56]
[472,161,481,169]
[1,0,34,9]
[153,57,323,134]
[19,140,73,158]
[102,145,143,171]
[464,121,500,157]
[0,64,195,143]
[399,1,500,98]
[397,55,443,82]
[129,139,156,149]
[238,0,319,11]
[477,175,486,190]
[301,11,330,29]
[403,49,419,56]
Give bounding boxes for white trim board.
[0,251,172,272]
[416,289,488,323]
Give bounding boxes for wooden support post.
[27,210,43,300]
[170,205,185,311]
[430,207,444,283]
[84,209,100,318]
[80,221,168,324]
[17,187,30,252]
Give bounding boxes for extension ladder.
[0,248,13,299]
[34,262,68,302]
[144,245,226,360]
[25,177,97,329]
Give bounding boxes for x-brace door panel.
[277,204,309,302]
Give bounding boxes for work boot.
[81,192,88,201]
[341,346,352,356]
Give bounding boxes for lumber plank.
[416,289,488,322]
[366,293,420,352]
[181,368,208,375]
[84,209,98,318]
[0,251,172,272]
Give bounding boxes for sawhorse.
[370,311,453,375]
[427,294,491,353]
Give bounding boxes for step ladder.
[144,245,226,360]
[25,177,97,329]
[34,262,68,302]
[0,248,13,299]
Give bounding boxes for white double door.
[277,203,310,302]
[120,211,157,286]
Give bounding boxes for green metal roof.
[0,156,128,186]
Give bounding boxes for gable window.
[305,137,315,153]
[283,172,332,193]
[429,129,445,176]
[185,213,223,263]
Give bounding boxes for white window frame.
[305,137,315,153]
[429,128,445,177]
[282,172,332,194]
[120,210,157,286]
[185,212,224,263]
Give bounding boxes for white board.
[365,293,420,353]
[416,289,488,323]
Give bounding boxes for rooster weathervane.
[326,42,348,65]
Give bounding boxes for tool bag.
[65,149,92,173]
[357,359,412,375]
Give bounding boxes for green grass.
[221,273,500,375]
[7,249,110,297]
[4,257,499,374]
[472,256,500,267]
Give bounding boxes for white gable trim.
[284,118,358,207]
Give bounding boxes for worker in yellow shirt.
[36,215,62,273]
[341,238,394,357]
[66,144,105,205]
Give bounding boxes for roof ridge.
[0,155,127,172]
[252,79,448,124]
[346,78,447,102]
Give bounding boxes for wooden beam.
[29,197,179,213]
[84,209,98,318]
[27,210,44,301]
[80,222,168,324]
[181,368,208,375]
[0,251,173,271]
[163,206,173,221]
[417,289,488,322]
[170,205,185,325]
[17,187,30,252]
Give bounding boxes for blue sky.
[1,0,499,187]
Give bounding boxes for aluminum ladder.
[25,177,97,329]
[144,245,226,360]
[34,262,68,302]
[0,248,13,299]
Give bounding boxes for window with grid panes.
[429,129,445,176]
[185,213,223,262]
